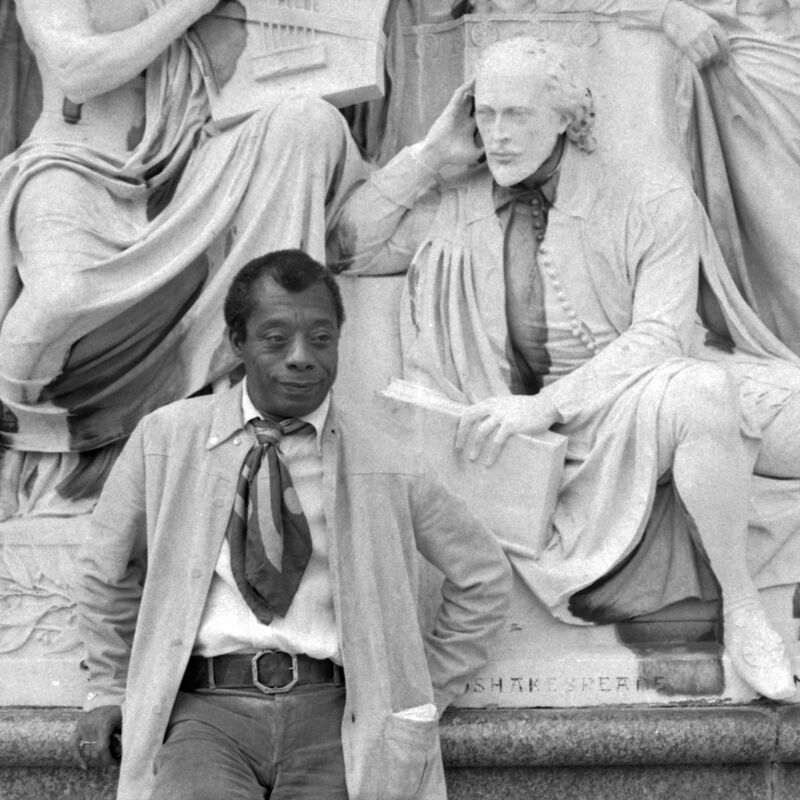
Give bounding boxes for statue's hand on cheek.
[417,78,484,172]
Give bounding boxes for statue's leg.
[656,361,794,699]
[5,165,143,383]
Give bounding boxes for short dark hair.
[224,249,345,341]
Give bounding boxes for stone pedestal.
[0,517,87,707]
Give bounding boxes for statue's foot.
[725,602,795,701]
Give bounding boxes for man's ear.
[227,326,243,358]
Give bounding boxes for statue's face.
[474,65,567,187]
[229,277,339,419]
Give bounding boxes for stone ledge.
[440,705,780,767]
[1,704,797,768]
[2,704,799,799]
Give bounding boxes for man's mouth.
[280,381,319,392]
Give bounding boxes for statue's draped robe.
[392,147,800,623]
[679,10,800,354]
[0,8,366,453]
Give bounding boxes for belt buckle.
[251,650,298,694]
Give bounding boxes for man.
[332,36,800,700]
[70,249,511,799]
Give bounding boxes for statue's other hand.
[662,0,729,68]
[417,78,485,171]
[70,705,123,771]
[455,395,559,467]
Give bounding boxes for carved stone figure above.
[0,0,380,517]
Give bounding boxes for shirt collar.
[241,379,330,453]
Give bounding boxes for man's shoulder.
[138,391,228,444]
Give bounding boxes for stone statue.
[404,1,800,355]
[332,35,800,700]
[665,0,800,356]
[0,0,368,518]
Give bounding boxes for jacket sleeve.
[409,472,512,715]
[330,144,441,275]
[76,420,149,710]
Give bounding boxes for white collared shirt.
[193,382,340,662]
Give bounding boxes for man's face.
[229,277,339,418]
[474,65,567,187]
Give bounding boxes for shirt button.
[170,638,183,647]
[87,691,97,701]
[191,569,202,579]
[233,437,241,446]
[208,435,219,446]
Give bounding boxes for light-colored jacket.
[76,384,511,800]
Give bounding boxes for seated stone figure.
[332,35,800,700]
[0,0,366,516]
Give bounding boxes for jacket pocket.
[377,712,440,800]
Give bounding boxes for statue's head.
[474,37,596,186]
[225,249,343,418]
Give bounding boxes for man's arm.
[17,0,219,102]
[331,80,483,275]
[71,421,149,766]
[533,0,728,67]
[408,473,512,714]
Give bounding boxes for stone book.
[379,379,567,558]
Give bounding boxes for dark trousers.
[150,685,348,800]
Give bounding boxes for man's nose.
[285,337,314,369]
[489,118,509,143]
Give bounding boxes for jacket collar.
[465,142,602,224]
[205,380,336,451]
[205,381,247,450]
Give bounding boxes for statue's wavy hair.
[476,36,596,154]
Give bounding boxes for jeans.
[150,684,347,799]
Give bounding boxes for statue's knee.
[666,363,739,431]
[268,96,343,149]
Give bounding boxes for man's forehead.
[474,67,549,105]
[251,277,337,320]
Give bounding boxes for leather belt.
[181,650,344,695]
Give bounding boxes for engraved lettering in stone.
[467,673,680,694]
